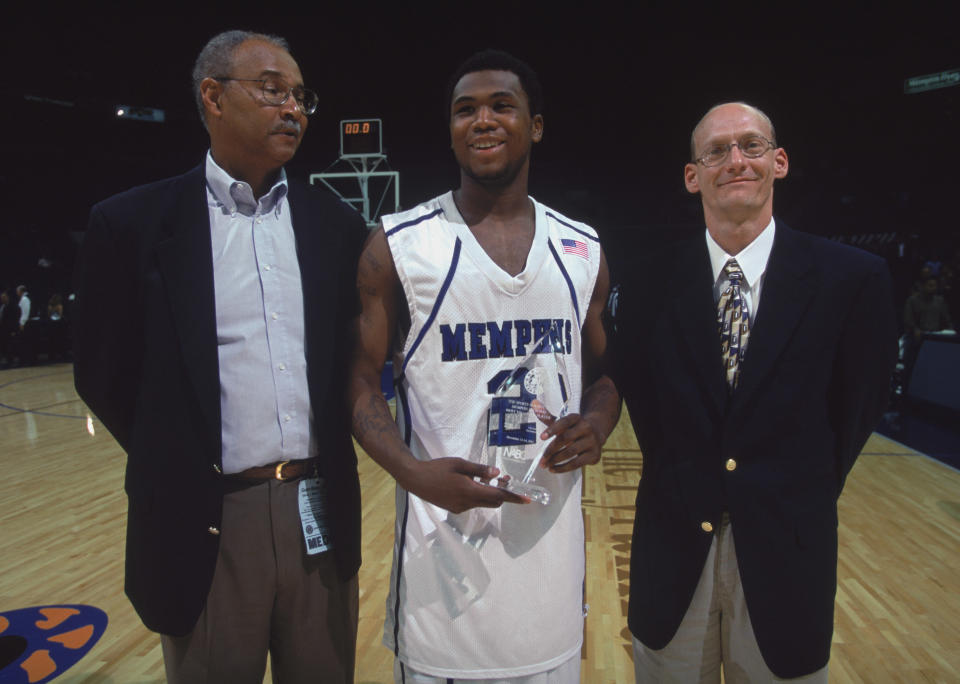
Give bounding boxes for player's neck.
[454,173,535,277]
[454,173,530,226]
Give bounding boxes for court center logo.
[0,605,107,683]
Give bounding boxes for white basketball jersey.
[382,192,601,678]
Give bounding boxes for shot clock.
[340,118,382,158]
[313,117,396,227]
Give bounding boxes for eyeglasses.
[214,75,318,115]
[695,136,776,167]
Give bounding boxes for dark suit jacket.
[0,299,19,336]
[611,222,897,678]
[74,164,366,636]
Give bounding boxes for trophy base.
[494,476,551,506]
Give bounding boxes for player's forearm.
[580,375,621,446]
[349,378,420,487]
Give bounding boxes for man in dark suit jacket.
[606,103,897,681]
[74,30,365,683]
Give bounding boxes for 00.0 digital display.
[340,119,382,157]
[344,122,371,135]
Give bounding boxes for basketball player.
[348,50,619,682]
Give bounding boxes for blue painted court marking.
[0,369,87,420]
[0,604,107,683]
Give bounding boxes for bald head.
[690,102,776,161]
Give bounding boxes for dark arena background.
[6,7,958,297]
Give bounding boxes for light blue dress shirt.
[205,153,315,474]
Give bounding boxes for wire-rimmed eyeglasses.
[214,75,318,115]
[695,136,776,167]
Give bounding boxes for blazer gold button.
[701,521,713,533]
[207,526,220,536]
[726,459,737,471]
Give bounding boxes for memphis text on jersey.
[439,318,573,362]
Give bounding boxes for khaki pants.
[632,520,827,684]
[161,477,358,684]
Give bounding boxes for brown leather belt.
[223,458,316,483]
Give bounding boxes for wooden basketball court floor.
[1,362,958,683]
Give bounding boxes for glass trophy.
[480,321,571,505]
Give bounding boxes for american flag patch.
[561,238,589,259]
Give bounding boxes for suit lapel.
[288,180,341,326]
[287,181,340,405]
[670,240,728,415]
[154,165,222,446]
[287,181,333,313]
[733,224,817,402]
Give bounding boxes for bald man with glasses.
[74,30,365,683]
[602,102,897,681]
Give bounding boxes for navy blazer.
[611,223,897,678]
[74,164,366,636]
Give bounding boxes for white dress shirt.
[205,152,315,474]
[706,218,776,324]
[18,293,31,326]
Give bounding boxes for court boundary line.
[871,432,960,474]
[0,366,87,419]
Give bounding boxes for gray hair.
[192,30,290,127]
[689,102,777,161]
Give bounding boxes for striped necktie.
[717,259,751,390]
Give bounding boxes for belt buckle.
[274,460,292,481]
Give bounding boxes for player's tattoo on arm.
[362,245,383,273]
[357,251,382,297]
[353,392,402,446]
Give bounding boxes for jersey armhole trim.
[401,237,463,373]
[386,207,444,237]
[545,211,600,243]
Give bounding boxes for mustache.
[272,121,302,136]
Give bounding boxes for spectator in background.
[902,275,954,387]
[47,294,64,320]
[16,285,30,330]
[904,276,954,340]
[0,289,19,365]
[910,264,934,296]
[45,293,69,360]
